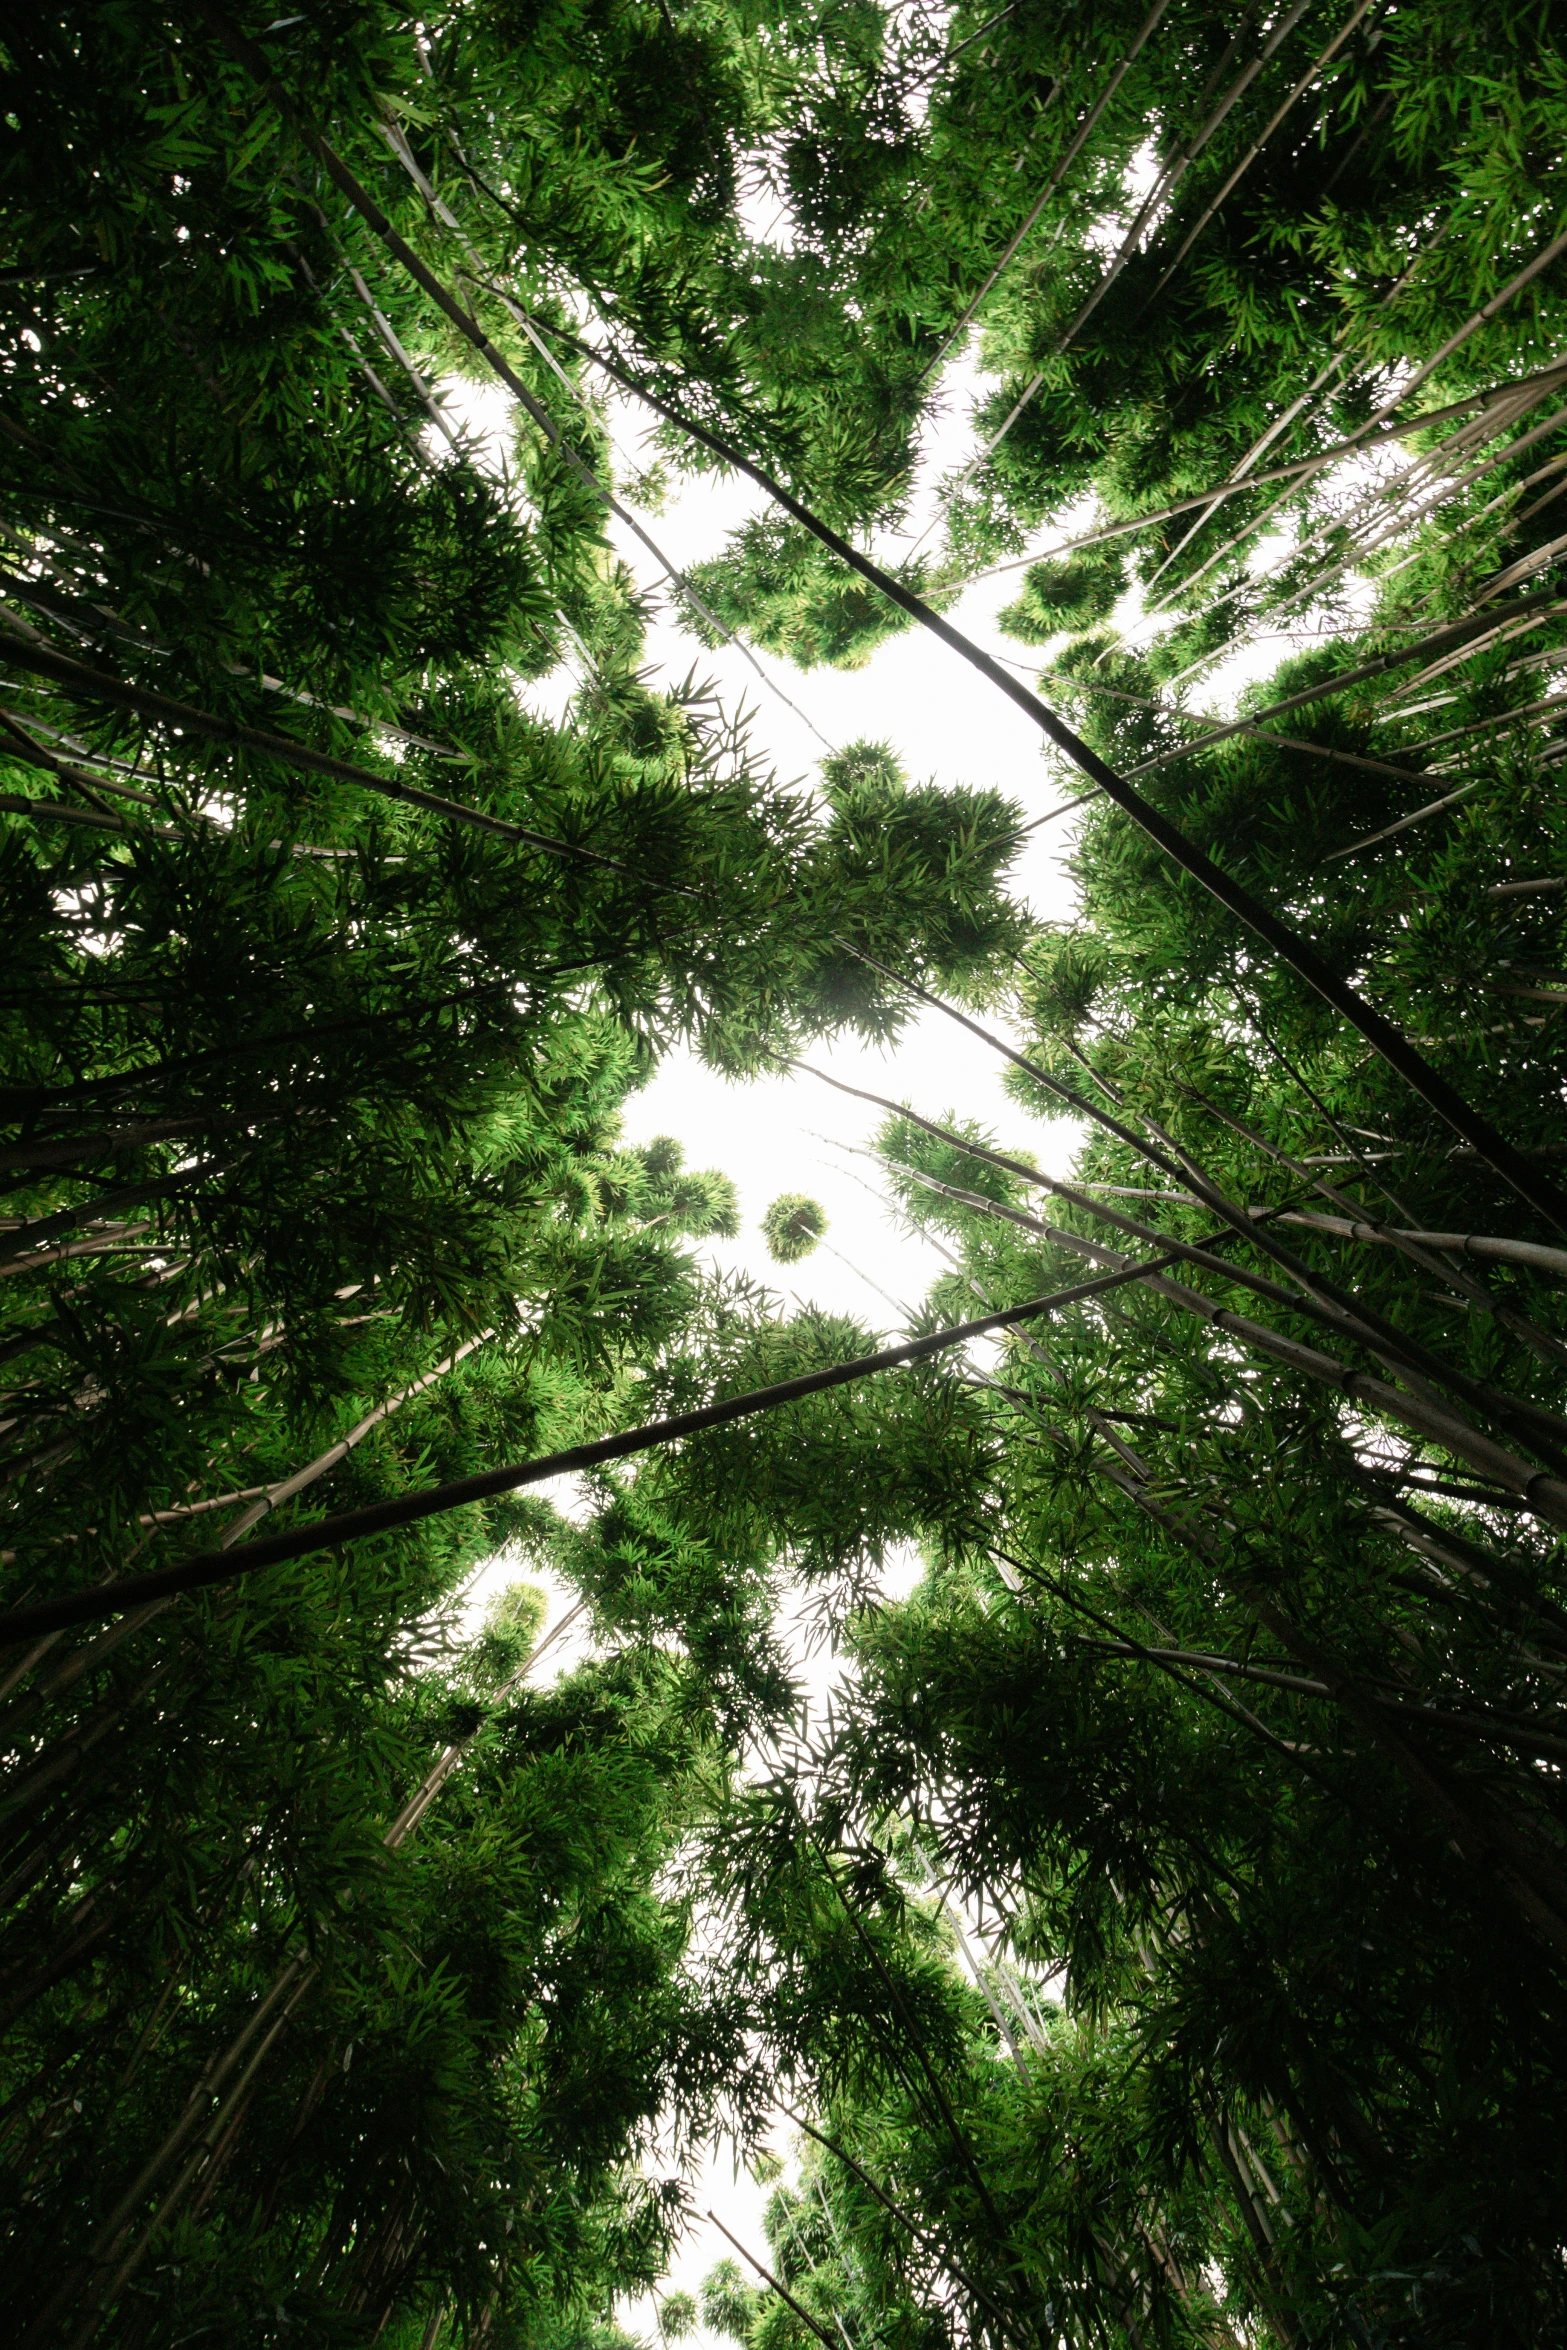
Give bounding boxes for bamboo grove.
[1,2,1565,2344]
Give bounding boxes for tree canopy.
[3,4,1567,2347]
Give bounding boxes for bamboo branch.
[0,631,674,887]
[0,1269,1181,1646]
[706,2213,845,2350]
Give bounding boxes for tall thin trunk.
[841,955,1567,1475]
[867,1123,1567,1530]
[212,1330,494,1549]
[781,2105,1018,2346]
[0,1280,1155,1645]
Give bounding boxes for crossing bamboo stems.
[796,1043,1567,1527]
[1056,0,1320,355]
[960,0,1323,481]
[1125,592,1567,778]
[0,1273,1175,1647]
[832,947,1567,1468]
[372,113,840,757]
[912,0,1174,389]
[1138,217,1459,591]
[0,633,671,882]
[1143,288,1567,619]
[1259,390,1567,622]
[31,1599,586,2341]
[779,2104,1024,2347]
[967,362,1567,585]
[1147,0,1378,299]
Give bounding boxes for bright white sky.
[424,60,1468,2323]
[454,330,1308,2336]
[463,377,1093,2340]
[592,368,1090,1324]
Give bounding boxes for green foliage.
[658,2287,700,2339]
[686,518,929,672]
[996,545,1129,643]
[7,5,1567,2348]
[763,1195,829,1264]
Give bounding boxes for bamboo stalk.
[1051,1445,1567,1950]
[830,1057,1567,1529]
[1137,1054,1567,1373]
[0,631,668,884]
[63,1965,320,2350]
[0,1271,1177,1647]
[344,262,461,449]
[970,361,1567,584]
[1373,435,1567,601]
[0,1219,154,1282]
[1144,217,1567,612]
[707,2213,844,2350]
[214,1329,494,1548]
[0,1661,172,1823]
[1142,384,1530,620]
[838,949,1567,1474]
[1059,0,1320,351]
[1138,217,1458,592]
[1473,523,1567,606]
[373,116,841,758]
[1158,392,1542,645]
[1276,1214,1567,1278]
[0,1601,170,1744]
[780,2105,1021,2344]
[1036,673,1427,788]
[1408,685,1567,758]
[1263,389,1567,620]
[1128,592,1567,774]
[1321,776,1484,860]
[1381,595,1567,705]
[963,0,1321,477]
[1078,1638,1567,1760]
[894,1150,1567,1526]
[0,967,550,1126]
[0,538,472,764]
[911,1839,1033,2078]
[1256,1601,1567,1953]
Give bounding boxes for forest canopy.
[2,3,1567,2347]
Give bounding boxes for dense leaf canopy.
[3,4,1566,2347]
